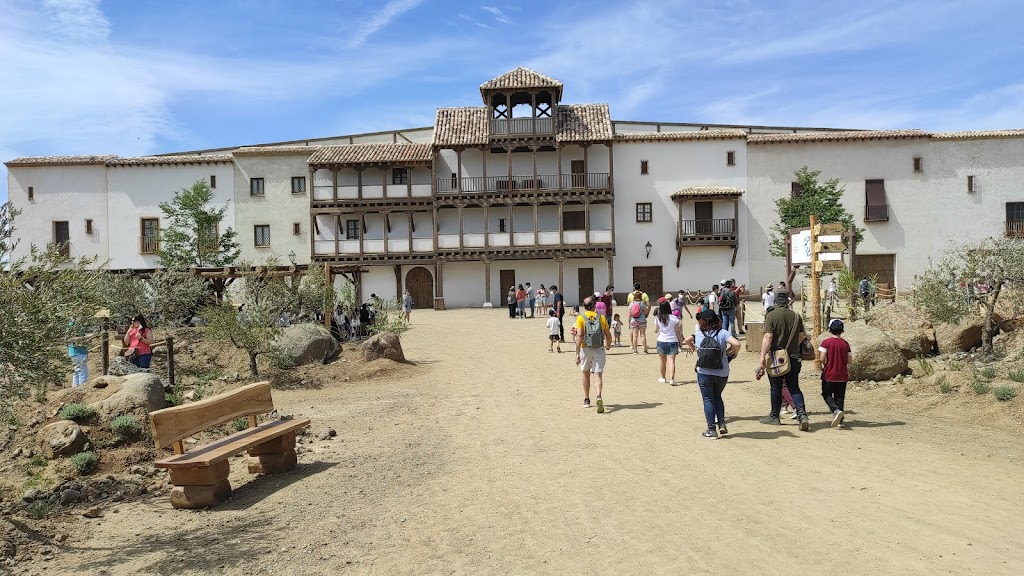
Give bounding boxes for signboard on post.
[814,223,846,235]
[814,242,846,253]
[815,260,847,273]
[790,229,844,265]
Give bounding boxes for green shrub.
[110,415,141,438]
[192,380,208,402]
[29,454,47,467]
[1008,369,1024,383]
[58,403,97,422]
[937,375,952,394]
[232,418,249,431]
[27,501,50,519]
[915,355,934,376]
[70,451,98,475]
[980,366,997,380]
[268,347,296,371]
[993,385,1018,401]
[971,380,991,395]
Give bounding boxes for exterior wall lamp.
[288,250,297,264]
[645,241,652,259]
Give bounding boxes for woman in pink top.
[123,314,155,369]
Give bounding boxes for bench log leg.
[247,431,298,474]
[167,460,232,509]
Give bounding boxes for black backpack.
[719,289,736,310]
[696,329,724,370]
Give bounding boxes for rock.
[936,320,984,354]
[317,428,336,440]
[58,490,81,506]
[129,465,148,477]
[88,375,122,389]
[0,540,14,558]
[889,330,934,360]
[820,324,907,381]
[274,324,340,367]
[82,506,102,518]
[10,448,22,459]
[36,421,87,458]
[90,372,166,418]
[22,489,39,503]
[361,332,406,362]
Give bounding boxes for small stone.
[317,428,336,440]
[111,491,125,502]
[59,490,81,506]
[54,534,68,544]
[22,490,39,503]
[130,466,147,476]
[82,506,103,518]
[10,448,22,459]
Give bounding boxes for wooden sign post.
[810,216,820,345]
[810,218,849,345]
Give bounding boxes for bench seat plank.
[154,418,311,470]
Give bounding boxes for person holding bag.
[123,314,155,369]
[756,292,811,430]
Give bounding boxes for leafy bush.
[110,415,141,438]
[58,403,97,422]
[1008,369,1024,383]
[268,347,296,370]
[27,501,50,519]
[993,385,1018,401]
[70,451,99,475]
[980,366,997,380]
[232,418,250,431]
[937,375,952,394]
[971,380,991,395]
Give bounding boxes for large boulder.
[274,324,340,367]
[888,329,934,360]
[362,332,405,362]
[37,421,87,458]
[935,320,984,353]
[90,372,166,418]
[820,324,907,381]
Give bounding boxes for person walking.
[859,276,872,313]
[536,284,547,316]
[546,309,562,353]
[516,284,527,318]
[818,319,853,428]
[575,296,612,413]
[123,314,155,370]
[600,285,615,327]
[762,284,774,312]
[551,285,565,342]
[526,282,536,318]
[733,280,747,334]
[686,309,741,438]
[718,280,738,337]
[756,292,811,430]
[626,283,650,354]
[705,284,720,314]
[653,299,684,385]
[402,288,413,323]
[672,290,694,321]
[507,286,517,319]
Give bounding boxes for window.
[498,218,506,232]
[913,157,923,173]
[53,221,70,258]
[967,175,976,193]
[392,168,408,185]
[210,175,217,189]
[346,219,359,240]
[254,225,271,247]
[640,160,649,175]
[636,202,653,223]
[791,182,804,198]
[250,178,265,196]
[726,151,736,166]
[27,186,34,201]
[140,218,160,254]
[1008,202,1024,238]
[451,172,457,190]
[562,211,585,231]
[291,176,306,194]
[199,222,219,254]
[293,222,301,235]
[865,179,889,222]
[85,219,93,234]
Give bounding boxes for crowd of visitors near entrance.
[521,278,853,438]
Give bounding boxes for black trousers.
[821,379,847,412]
[558,313,565,341]
[508,302,516,318]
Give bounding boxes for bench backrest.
[149,381,274,451]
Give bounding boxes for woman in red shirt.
[516,284,527,318]
[818,319,853,428]
[123,314,155,369]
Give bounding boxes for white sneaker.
[831,410,844,428]
[788,412,799,420]
[669,380,678,386]
[658,377,667,383]
[780,406,790,415]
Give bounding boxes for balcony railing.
[865,204,889,222]
[48,241,70,258]
[1007,220,1024,238]
[490,117,554,136]
[140,235,160,254]
[679,219,736,237]
[437,173,611,194]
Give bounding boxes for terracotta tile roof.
[671,186,744,200]
[480,67,563,91]
[748,129,930,144]
[307,143,433,166]
[107,155,234,166]
[615,129,748,142]
[233,145,322,156]
[5,155,114,167]
[556,104,613,142]
[433,107,489,147]
[931,129,1024,141]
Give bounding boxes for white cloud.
[348,0,424,48]
[482,6,511,24]
[41,0,110,42]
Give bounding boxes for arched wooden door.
[405,267,434,310]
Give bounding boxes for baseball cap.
[829,319,844,331]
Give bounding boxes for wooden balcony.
[437,173,611,194]
[139,235,160,254]
[490,117,554,137]
[1007,220,1024,238]
[865,204,889,222]
[677,219,737,246]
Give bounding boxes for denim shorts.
[656,341,679,356]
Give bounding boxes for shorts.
[549,334,560,342]
[656,341,679,356]
[629,318,646,329]
[579,347,606,373]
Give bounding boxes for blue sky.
[3,0,1023,204]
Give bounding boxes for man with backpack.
[626,283,651,354]
[718,280,738,337]
[575,296,613,413]
[859,276,873,312]
[756,291,811,431]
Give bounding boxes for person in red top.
[515,284,527,318]
[123,314,156,369]
[817,319,853,428]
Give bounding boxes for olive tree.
[770,166,863,257]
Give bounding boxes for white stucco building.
[6,68,1024,308]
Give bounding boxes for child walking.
[611,313,623,347]
[818,319,853,428]
[546,310,562,353]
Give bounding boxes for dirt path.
[37,309,1024,575]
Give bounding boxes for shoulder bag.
[765,312,800,378]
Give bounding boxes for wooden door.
[695,201,713,235]
[578,268,594,304]
[500,269,516,299]
[632,266,663,300]
[405,267,433,310]
[855,255,895,288]
[570,160,585,188]
[53,221,70,258]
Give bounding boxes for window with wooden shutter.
[392,168,408,185]
[140,218,160,254]
[636,203,652,223]
[85,219,93,234]
[346,219,359,240]
[791,182,804,198]
[562,211,585,231]
[254,225,271,247]
[865,179,889,222]
[967,175,976,193]
[293,222,301,235]
[28,186,34,200]
[640,160,649,175]
[726,151,736,166]
[210,175,217,189]
[1007,202,1024,237]
[498,218,506,232]
[913,157,923,173]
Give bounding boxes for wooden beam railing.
[490,117,554,136]
[139,235,160,254]
[437,173,610,194]
[679,219,736,236]
[1006,220,1024,238]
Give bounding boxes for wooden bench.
[149,381,310,509]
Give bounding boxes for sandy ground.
[32,309,1024,576]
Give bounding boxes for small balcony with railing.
[139,236,160,254]
[1006,220,1024,238]
[436,173,611,195]
[677,219,738,246]
[489,117,555,137]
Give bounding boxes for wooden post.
[810,215,821,345]
[166,336,176,393]
[558,201,565,248]
[533,202,539,246]
[557,258,565,300]
[584,199,591,245]
[394,265,402,300]
[456,149,463,192]
[332,169,338,201]
[101,321,109,376]
[607,256,614,290]
[357,167,363,199]
[556,144,563,189]
[483,203,490,248]
[324,264,332,329]
[848,225,858,315]
[481,145,488,191]
[484,259,492,305]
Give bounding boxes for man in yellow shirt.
[625,283,650,354]
[575,296,613,413]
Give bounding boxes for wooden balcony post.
[532,145,538,190]
[456,148,463,193]
[481,145,488,192]
[359,214,365,257]
[506,145,512,187]
[606,256,614,288]
[407,166,413,198]
[334,215,340,256]
[558,201,564,248]
[483,203,490,249]
[356,167,363,200]
[584,199,591,245]
[484,259,491,305]
[557,144,563,190]
[458,205,464,249]
[332,169,338,201]
[533,202,539,246]
[508,200,514,246]
[557,257,565,299]
[310,213,316,258]
[383,211,389,256]
[582,144,589,189]
[607,142,614,191]
[408,212,413,252]
[531,91,537,134]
